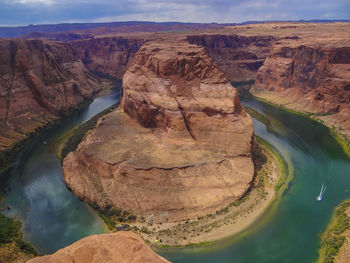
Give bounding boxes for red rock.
[62,39,254,223]
[187,34,274,82]
[71,37,143,79]
[0,39,101,152]
[253,44,350,139]
[26,231,170,263]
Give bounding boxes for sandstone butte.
[27,231,170,263]
[62,39,254,223]
[2,23,350,155]
[1,21,350,262]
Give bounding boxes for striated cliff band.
[0,39,101,153]
[27,231,170,263]
[252,43,350,141]
[0,37,143,155]
[187,34,274,83]
[4,23,349,162]
[62,39,254,224]
[241,23,350,145]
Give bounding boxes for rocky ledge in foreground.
[62,39,254,223]
[27,231,170,263]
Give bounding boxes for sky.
[0,0,349,26]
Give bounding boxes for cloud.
[7,0,54,5]
[0,0,349,26]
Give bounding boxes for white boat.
[316,183,326,201]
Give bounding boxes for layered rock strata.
[253,43,350,139]
[187,34,274,82]
[0,39,101,152]
[71,37,143,79]
[27,231,170,263]
[0,36,143,153]
[62,39,254,223]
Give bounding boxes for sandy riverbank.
[250,87,350,158]
[120,139,287,247]
[317,200,350,263]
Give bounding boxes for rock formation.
[0,36,143,154]
[253,43,350,139]
[27,231,170,263]
[187,34,274,82]
[71,37,143,79]
[62,39,254,223]
[0,39,101,152]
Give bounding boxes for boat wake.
[316,183,326,201]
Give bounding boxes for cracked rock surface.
[62,39,254,222]
[27,231,170,263]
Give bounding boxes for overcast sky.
[1,0,349,26]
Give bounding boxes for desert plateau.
[0,1,350,263]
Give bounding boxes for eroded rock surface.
[0,39,101,152]
[27,231,170,263]
[187,34,274,82]
[63,39,254,223]
[71,37,143,79]
[253,42,350,139]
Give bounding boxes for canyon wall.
[253,43,350,139]
[0,32,274,155]
[71,37,143,79]
[62,39,254,223]
[27,231,170,263]
[0,39,101,152]
[187,34,274,82]
[0,36,143,154]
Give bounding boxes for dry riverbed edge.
[317,200,350,263]
[137,136,287,247]
[241,85,350,263]
[250,87,350,158]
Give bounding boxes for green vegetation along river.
[1,90,350,262]
[1,87,122,254]
[160,97,350,263]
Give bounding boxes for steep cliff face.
[187,34,274,82]
[253,44,350,139]
[71,37,144,79]
[27,231,170,263]
[63,39,254,223]
[0,39,101,152]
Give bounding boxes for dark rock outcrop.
[187,34,274,82]
[71,37,144,79]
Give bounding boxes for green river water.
[1,89,350,262]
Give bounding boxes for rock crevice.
[62,39,254,223]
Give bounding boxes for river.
[1,90,350,262]
[161,98,350,262]
[1,87,121,254]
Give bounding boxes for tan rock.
[253,43,350,140]
[63,39,254,223]
[26,231,170,263]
